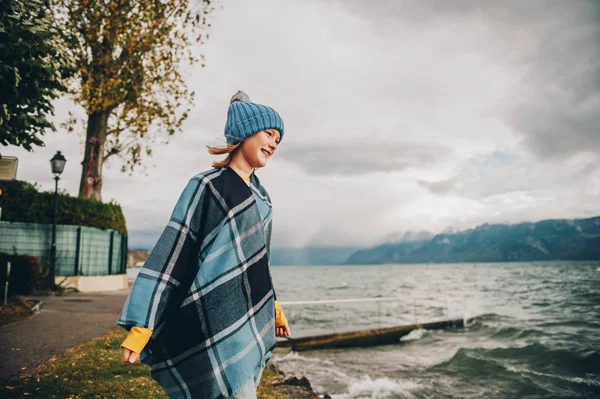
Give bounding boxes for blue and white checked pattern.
[117,167,277,398]
[224,100,284,145]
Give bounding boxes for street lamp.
[50,151,66,287]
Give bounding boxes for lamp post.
[50,151,66,287]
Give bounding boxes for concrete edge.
[55,274,129,293]
[29,299,43,313]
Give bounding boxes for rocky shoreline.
[266,361,332,399]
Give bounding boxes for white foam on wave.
[504,365,600,387]
[331,376,421,399]
[400,328,427,342]
[277,351,334,366]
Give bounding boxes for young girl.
[117,91,290,399]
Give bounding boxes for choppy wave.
[278,351,335,367]
[489,326,546,340]
[315,374,422,399]
[341,376,420,399]
[272,262,600,398]
[433,342,600,374]
[504,365,600,388]
[400,328,428,342]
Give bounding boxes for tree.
[53,0,213,201]
[0,0,71,151]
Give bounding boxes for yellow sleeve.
[121,326,153,354]
[274,300,288,327]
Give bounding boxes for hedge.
[0,180,127,235]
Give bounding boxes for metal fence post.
[74,227,81,276]
[3,262,10,305]
[122,235,128,274]
[108,231,115,275]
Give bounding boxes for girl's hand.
[276,323,291,337]
[123,347,140,363]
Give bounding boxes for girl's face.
[239,128,281,168]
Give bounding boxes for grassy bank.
[0,326,286,399]
[0,296,34,328]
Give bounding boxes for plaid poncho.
[117,166,277,398]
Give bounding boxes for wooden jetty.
[276,318,465,352]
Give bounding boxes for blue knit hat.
[224,91,284,145]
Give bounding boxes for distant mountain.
[127,249,150,266]
[345,216,600,264]
[346,230,434,265]
[381,230,434,244]
[270,247,360,266]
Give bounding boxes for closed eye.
[265,130,280,144]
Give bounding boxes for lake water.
[269,262,600,399]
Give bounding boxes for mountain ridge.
[345,216,600,264]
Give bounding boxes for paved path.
[0,288,130,383]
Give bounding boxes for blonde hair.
[207,141,242,168]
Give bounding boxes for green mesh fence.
[0,222,127,276]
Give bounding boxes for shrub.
[0,180,127,234]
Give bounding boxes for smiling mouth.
[261,149,271,157]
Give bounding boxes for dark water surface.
[271,262,600,399]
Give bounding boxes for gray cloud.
[417,152,600,199]
[505,2,600,160]
[417,175,464,195]
[278,141,451,176]
[337,0,600,161]
[128,229,162,250]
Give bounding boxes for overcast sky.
[4,0,600,250]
